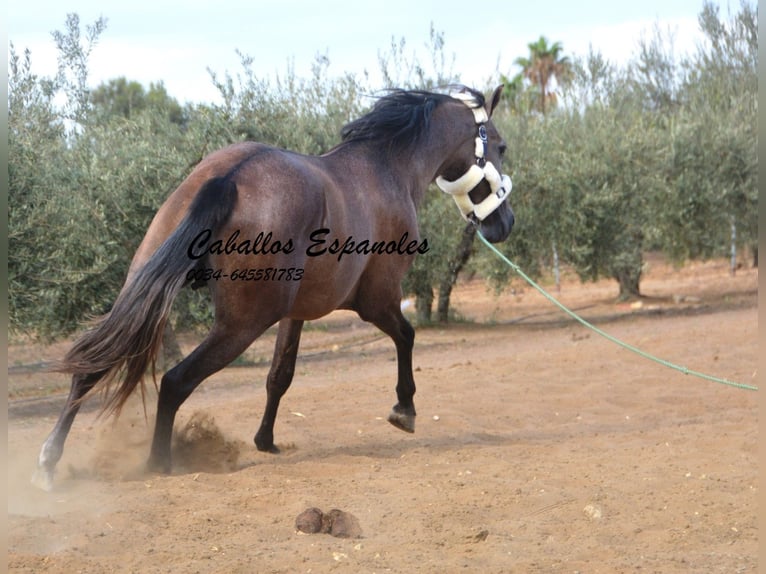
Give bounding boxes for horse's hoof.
[258,443,281,454]
[255,438,280,454]
[254,431,281,453]
[387,410,416,433]
[31,468,54,492]
[146,457,171,475]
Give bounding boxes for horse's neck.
[324,143,432,210]
[325,114,464,211]
[388,135,459,210]
[380,129,461,208]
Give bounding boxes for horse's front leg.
[254,318,304,453]
[363,306,417,433]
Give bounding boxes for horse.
[32,85,515,491]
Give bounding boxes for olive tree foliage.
[8,14,125,338]
[90,77,186,125]
[483,51,663,300]
[9,45,73,335]
[377,24,458,90]
[657,0,757,265]
[9,15,214,339]
[49,13,108,128]
[207,50,365,155]
[482,0,756,300]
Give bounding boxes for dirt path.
[8,257,758,573]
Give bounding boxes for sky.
[8,0,716,105]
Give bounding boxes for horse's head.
[435,86,514,243]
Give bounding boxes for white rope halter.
[435,92,512,223]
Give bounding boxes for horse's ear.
[488,85,504,117]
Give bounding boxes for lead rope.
[476,231,758,392]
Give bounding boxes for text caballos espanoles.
[187,228,430,263]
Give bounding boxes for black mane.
[340,86,486,152]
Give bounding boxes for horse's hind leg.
[32,370,106,491]
[254,318,304,453]
[146,320,271,474]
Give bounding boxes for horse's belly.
[285,258,365,320]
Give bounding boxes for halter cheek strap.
[435,93,512,223]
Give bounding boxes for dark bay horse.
[33,85,515,490]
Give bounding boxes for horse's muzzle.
[479,203,514,243]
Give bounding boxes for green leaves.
[486,1,756,299]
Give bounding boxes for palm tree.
[514,36,571,115]
[498,71,535,115]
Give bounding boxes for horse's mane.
[339,86,486,153]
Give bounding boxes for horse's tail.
[55,176,238,416]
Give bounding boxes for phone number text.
[186,267,304,282]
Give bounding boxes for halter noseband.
[435,92,512,223]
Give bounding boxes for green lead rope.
[476,231,758,392]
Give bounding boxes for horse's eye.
[498,144,507,157]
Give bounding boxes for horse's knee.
[266,364,295,394]
[400,319,415,347]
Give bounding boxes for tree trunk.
[552,240,561,294]
[729,218,737,276]
[615,269,642,301]
[610,243,643,301]
[609,229,645,301]
[612,253,643,301]
[415,285,434,324]
[437,223,477,323]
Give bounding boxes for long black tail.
[56,176,238,415]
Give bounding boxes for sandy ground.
[7,255,758,573]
